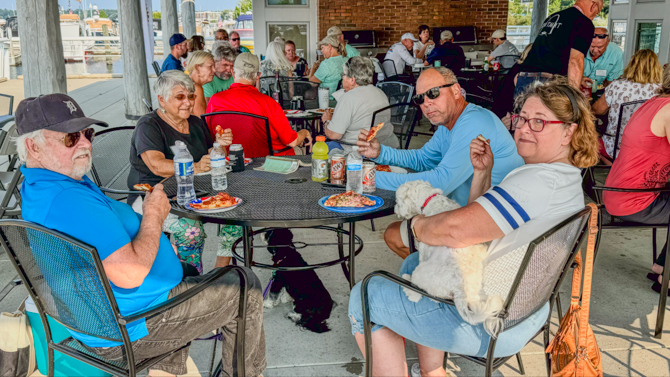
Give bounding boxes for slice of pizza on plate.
[324,190,376,207]
[376,165,392,172]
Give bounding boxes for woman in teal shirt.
[309,35,347,99]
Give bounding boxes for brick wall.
[317,0,509,48]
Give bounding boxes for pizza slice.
[190,192,239,210]
[324,191,376,207]
[376,165,392,173]
[215,125,225,137]
[367,122,385,142]
[133,183,153,193]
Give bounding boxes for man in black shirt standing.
[515,0,603,95]
[425,30,466,72]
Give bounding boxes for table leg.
[349,222,356,289]
[243,226,253,268]
[337,223,349,281]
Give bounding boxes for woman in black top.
[285,40,309,77]
[128,70,233,273]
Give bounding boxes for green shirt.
[584,42,624,87]
[203,75,234,98]
[315,55,347,99]
[239,46,250,53]
[345,44,360,58]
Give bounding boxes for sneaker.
[410,362,421,377]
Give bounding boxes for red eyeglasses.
[510,114,566,132]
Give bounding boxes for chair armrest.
[363,270,456,307]
[99,187,145,196]
[119,265,247,325]
[592,185,670,193]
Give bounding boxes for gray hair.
[153,70,195,105]
[233,67,258,83]
[343,56,375,86]
[15,129,45,162]
[212,42,237,63]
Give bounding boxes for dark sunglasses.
[593,33,608,39]
[174,93,197,101]
[411,83,456,105]
[59,128,95,148]
[231,38,240,41]
[510,114,565,132]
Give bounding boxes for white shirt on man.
[384,42,423,77]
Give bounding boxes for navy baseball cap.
[170,33,187,47]
[15,94,108,136]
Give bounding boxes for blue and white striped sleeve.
[475,167,551,235]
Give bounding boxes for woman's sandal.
[651,282,670,296]
[647,272,660,283]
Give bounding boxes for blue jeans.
[326,141,343,151]
[514,74,552,97]
[348,253,550,358]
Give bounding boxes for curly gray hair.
[153,70,195,107]
[342,56,375,86]
[212,41,237,63]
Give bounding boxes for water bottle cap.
[213,142,220,148]
[316,136,326,142]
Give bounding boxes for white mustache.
[73,149,91,160]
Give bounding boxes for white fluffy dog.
[395,180,504,336]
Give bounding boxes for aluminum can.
[492,60,500,72]
[362,161,376,193]
[229,144,245,172]
[330,153,346,180]
[581,81,593,99]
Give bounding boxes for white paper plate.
[390,166,408,174]
[186,197,243,213]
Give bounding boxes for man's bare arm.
[568,48,585,90]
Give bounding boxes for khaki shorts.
[399,219,418,249]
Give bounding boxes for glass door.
[636,22,662,53]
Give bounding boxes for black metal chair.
[584,165,670,339]
[0,219,250,377]
[259,75,291,109]
[152,61,161,77]
[604,99,647,161]
[89,126,142,201]
[381,59,398,80]
[0,167,23,219]
[286,79,320,109]
[371,102,418,149]
[0,93,14,116]
[201,111,291,158]
[376,81,414,106]
[361,207,592,376]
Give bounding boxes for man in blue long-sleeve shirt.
[357,67,524,258]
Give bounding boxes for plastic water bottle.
[210,143,228,191]
[346,147,363,194]
[173,141,196,206]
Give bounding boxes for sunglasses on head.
[174,93,197,101]
[411,83,456,105]
[593,33,608,39]
[231,38,240,41]
[60,128,95,148]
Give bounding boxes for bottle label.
[176,161,194,176]
[347,163,362,171]
[211,157,227,169]
[312,159,328,179]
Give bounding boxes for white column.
[181,0,196,38]
[530,0,549,43]
[16,0,67,97]
[117,0,152,119]
[162,0,179,59]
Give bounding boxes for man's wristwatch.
[410,216,420,243]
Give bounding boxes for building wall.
[317,0,509,48]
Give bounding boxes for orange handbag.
[546,203,603,377]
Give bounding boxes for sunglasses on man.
[593,33,608,39]
[231,38,240,41]
[411,83,456,105]
[58,128,95,148]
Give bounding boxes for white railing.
[8,36,168,61]
[507,25,531,51]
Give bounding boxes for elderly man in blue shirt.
[15,94,266,377]
[581,27,624,89]
[357,67,524,259]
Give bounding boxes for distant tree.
[507,0,531,26]
[233,0,252,19]
[153,11,161,19]
[99,10,108,18]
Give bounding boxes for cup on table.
[434,60,441,67]
[318,87,330,109]
[465,58,471,68]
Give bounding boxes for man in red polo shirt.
[206,53,312,156]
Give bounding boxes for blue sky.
[1,1,240,12]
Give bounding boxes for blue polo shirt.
[161,53,183,72]
[20,166,182,347]
[584,42,624,87]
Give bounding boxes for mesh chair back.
[286,80,320,109]
[376,82,414,106]
[0,221,123,341]
[202,112,273,158]
[0,168,23,218]
[382,60,398,79]
[0,121,17,156]
[483,208,590,330]
[372,103,417,149]
[152,61,161,76]
[611,100,647,160]
[259,76,291,108]
[90,127,136,200]
[0,94,14,116]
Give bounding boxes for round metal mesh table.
[163,155,396,227]
[163,155,396,288]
